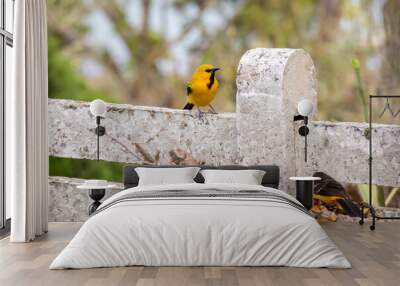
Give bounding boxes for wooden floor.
[0,222,399,286]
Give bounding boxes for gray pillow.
[200,169,266,185]
[135,167,200,186]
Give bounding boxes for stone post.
[236,48,317,194]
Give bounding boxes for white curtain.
[7,0,48,242]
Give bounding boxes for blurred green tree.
[48,36,114,102]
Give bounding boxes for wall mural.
[47,1,400,222]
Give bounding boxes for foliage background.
[48,0,400,196]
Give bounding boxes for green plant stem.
[354,68,368,122]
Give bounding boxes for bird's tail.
[183,103,194,110]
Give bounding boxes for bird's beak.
[211,68,220,73]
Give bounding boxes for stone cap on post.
[236,48,317,194]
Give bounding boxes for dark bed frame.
[123,165,280,189]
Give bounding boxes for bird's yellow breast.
[187,78,219,107]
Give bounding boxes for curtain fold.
[8,0,48,242]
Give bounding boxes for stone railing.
[305,121,400,187]
[48,48,400,221]
[49,100,238,165]
[49,177,122,222]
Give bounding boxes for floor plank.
[0,222,399,286]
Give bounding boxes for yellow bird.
[183,64,220,114]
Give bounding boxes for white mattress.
[50,183,351,269]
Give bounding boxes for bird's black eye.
[205,69,212,73]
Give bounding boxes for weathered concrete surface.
[299,121,400,187]
[49,99,237,166]
[48,176,122,222]
[236,48,317,194]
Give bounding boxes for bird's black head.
[205,67,220,74]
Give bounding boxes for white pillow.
[135,167,200,186]
[200,169,266,185]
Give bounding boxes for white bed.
[50,183,351,269]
